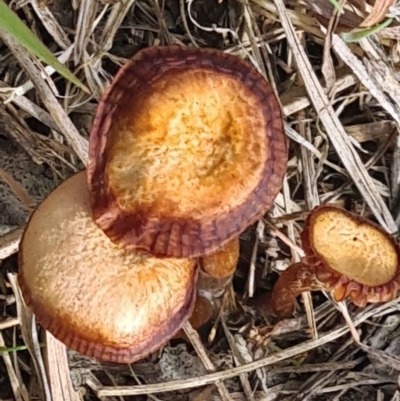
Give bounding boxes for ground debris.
[2,0,400,399]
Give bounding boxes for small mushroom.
[87,45,287,259]
[269,204,400,318]
[172,295,213,339]
[18,171,198,363]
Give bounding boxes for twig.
[183,321,234,401]
[273,0,397,234]
[94,297,400,396]
[0,227,24,260]
[8,274,52,401]
[0,332,29,401]
[0,29,89,165]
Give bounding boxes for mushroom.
[87,45,287,259]
[18,171,198,363]
[268,204,400,318]
[172,295,213,339]
[173,237,240,339]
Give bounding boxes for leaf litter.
[2,0,400,400]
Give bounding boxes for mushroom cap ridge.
[87,45,287,259]
[18,171,198,363]
[302,204,400,306]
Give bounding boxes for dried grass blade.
[360,0,395,27]
[220,317,256,401]
[273,0,396,234]
[95,297,400,397]
[0,103,45,164]
[29,0,71,49]
[0,332,29,401]
[0,168,35,211]
[43,333,81,401]
[74,0,98,64]
[328,32,400,225]
[183,322,234,401]
[99,0,137,52]
[282,72,358,116]
[8,273,52,401]
[0,227,23,260]
[0,0,87,92]
[0,29,89,165]
[330,31,400,124]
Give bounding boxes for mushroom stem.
[197,237,240,299]
[172,294,213,340]
[269,262,321,318]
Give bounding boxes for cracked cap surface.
[88,45,287,258]
[18,171,197,363]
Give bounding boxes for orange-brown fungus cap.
[267,204,400,318]
[301,204,400,307]
[18,171,197,364]
[87,45,287,258]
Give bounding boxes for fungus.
[198,237,240,298]
[87,45,287,258]
[172,295,213,339]
[269,204,400,318]
[18,171,198,363]
[172,238,240,339]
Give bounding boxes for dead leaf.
[190,385,215,401]
[305,0,363,33]
[378,24,400,38]
[360,0,395,27]
[0,168,35,211]
[322,0,344,91]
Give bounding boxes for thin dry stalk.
[0,168,35,212]
[0,227,24,260]
[94,297,400,397]
[220,317,256,401]
[8,274,51,401]
[29,0,71,49]
[0,30,89,165]
[183,321,234,401]
[273,0,397,234]
[0,331,29,401]
[43,333,81,401]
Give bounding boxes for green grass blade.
[0,0,89,93]
[340,17,393,42]
[0,343,45,353]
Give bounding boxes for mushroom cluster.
[18,45,287,363]
[269,204,400,318]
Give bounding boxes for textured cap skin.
[18,171,198,363]
[87,45,287,259]
[301,204,400,307]
[267,204,400,318]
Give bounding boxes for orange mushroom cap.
[87,45,287,259]
[18,171,198,363]
[269,204,400,317]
